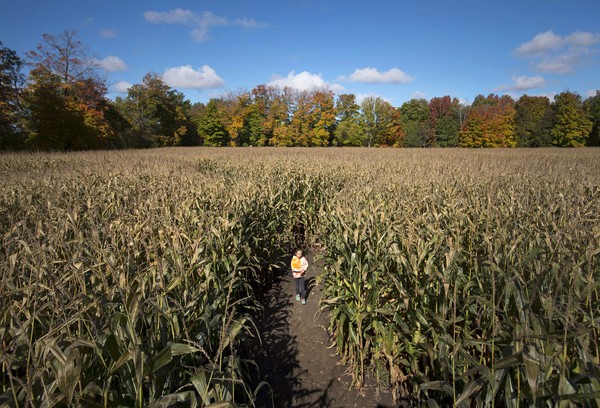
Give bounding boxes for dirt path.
[253,254,395,408]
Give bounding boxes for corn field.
[1,148,599,407]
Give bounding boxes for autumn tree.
[583,91,600,146]
[305,89,336,146]
[459,94,517,147]
[286,90,310,146]
[428,96,461,147]
[514,95,551,147]
[221,91,252,146]
[377,103,404,147]
[24,30,118,149]
[359,97,404,147]
[269,87,297,146]
[0,42,26,149]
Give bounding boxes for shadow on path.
[252,254,396,408]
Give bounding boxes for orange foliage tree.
[459,94,516,147]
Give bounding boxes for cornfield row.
[0,149,338,407]
[1,147,599,407]
[316,149,600,406]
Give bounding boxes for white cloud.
[144,8,266,42]
[96,56,127,72]
[411,91,427,99]
[354,93,393,105]
[162,65,225,89]
[268,71,344,93]
[100,28,117,38]
[513,30,600,75]
[586,89,599,98]
[339,67,413,84]
[458,98,470,106]
[112,81,132,94]
[495,75,546,91]
[533,92,557,102]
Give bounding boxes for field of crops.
[1,147,599,407]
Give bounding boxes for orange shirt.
[291,256,303,271]
[291,256,308,278]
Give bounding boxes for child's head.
[295,249,303,258]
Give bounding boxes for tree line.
[1,31,599,151]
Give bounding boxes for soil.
[252,253,397,408]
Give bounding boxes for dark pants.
[295,276,306,299]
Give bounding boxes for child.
[291,249,308,304]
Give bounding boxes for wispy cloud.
[234,17,268,30]
[513,30,600,74]
[144,8,267,42]
[100,28,117,38]
[144,8,200,24]
[339,67,413,84]
[162,65,225,89]
[514,31,563,55]
[268,71,344,93]
[96,56,127,72]
[495,75,546,91]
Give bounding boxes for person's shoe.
[296,294,301,301]
[301,299,306,305]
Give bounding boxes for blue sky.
[1,0,599,105]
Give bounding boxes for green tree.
[336,93,360,122]
[333,94,364,146]
[583,91,600,146]
[400,98,430,147]
[246,104,268,146]
[197,99,228,146]
[0,42,25,149]
[514,95,551,147]
[361,97,379,147]
[116,73,192,147]
[249,84,273,144]
[333,119,365,146]
[550,91,592,147]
